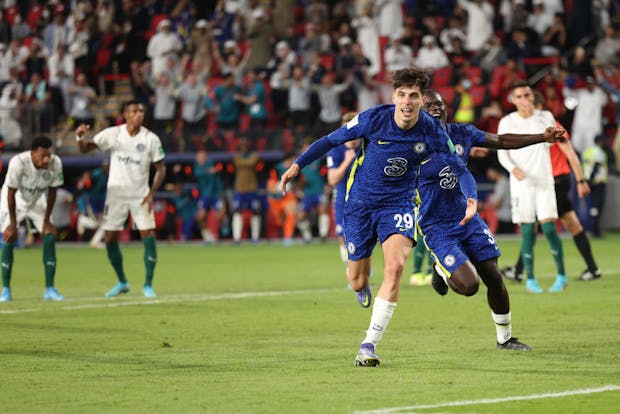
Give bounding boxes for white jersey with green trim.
[93,124,165,200]
[497,109,555,185]
[2,151,63,207]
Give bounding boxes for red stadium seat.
[462,66,483,85]
[436,86,456,106]
[469,85,488,107]
[431,66,453,87]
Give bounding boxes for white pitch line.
[354,385,620,414]
[0,288,343,315]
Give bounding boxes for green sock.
[143,236,157,286]
[541,221,565,275]
[412,241,426,273]
[425,251,433,274]
[106,242,127,283]
[520,223,536,280]
[2,242,15,288]
[42,234,56,288]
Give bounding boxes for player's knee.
[451,265,480,296]
[383,258,405,279]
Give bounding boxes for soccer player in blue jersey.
[297,139,330,242]
[280,67,480,367]
[417,89,565,350]
[326,112,360,265]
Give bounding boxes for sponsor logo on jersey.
[439,166,458,190]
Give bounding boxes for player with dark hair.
[417,89,564,350]
[75,100,166,298]
[0,137,65,301]
[501,90,602,282]
[280,67,480,367]
[498,81,568,293]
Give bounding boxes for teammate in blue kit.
[326,112,360,266]
[280,67,480,367]
[416,89,565,350]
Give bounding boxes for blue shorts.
[91,199,105,216]
[333,199,345,237]
[301,194,325,213]
[420,215,500,277]
[198,196,223,211]
[233,192,261,213]
[343,203,416,261]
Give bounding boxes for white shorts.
[102,198,156,231]
[0,196,49,233]
[510,178,558,223]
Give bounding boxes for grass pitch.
[1,233,619,413]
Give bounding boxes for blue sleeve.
[296,112,367,168]
[433,122,478,200]
[465,124,486,146]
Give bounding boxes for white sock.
[297,220,312,241]
[492,311,512,344]
[91,226,105,244]
[362,297,397,346]
[339,244,348,264]
[250,215,261,241]
[318,213,330,238]
[232,213,243,242]
[201,228,215,242]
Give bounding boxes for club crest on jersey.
[443,254,456,267]
[414,142,426,153]
[42,171,51,180]
[454,144,464,156]
[347,242,356,255]
[136,143,146,152]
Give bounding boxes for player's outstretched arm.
[75,124,99,153]
[280,163,300,195]
[482,126,566,149]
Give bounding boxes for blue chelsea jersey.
[296,104,472,208]
[416,122,485,230]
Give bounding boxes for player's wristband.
[578,179,587,184]
[75,135,84,142]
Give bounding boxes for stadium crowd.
[0,0,619,244]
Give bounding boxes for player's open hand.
[3,223,17,243]
[459,198,477,225]
[42,221,57,237]
[280,163,300,195]
[142,193,154,213]
[544,126,566,143]
[76,123,90,139]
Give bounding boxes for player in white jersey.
[75,100,166,298]
[0,137,65,302]
[497,81,567,293]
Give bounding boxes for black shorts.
[554,174,573,216]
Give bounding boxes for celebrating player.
[0,137,65,301]
[417,89,565,351]
[280,67,479,367]
[75,100,166,298]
